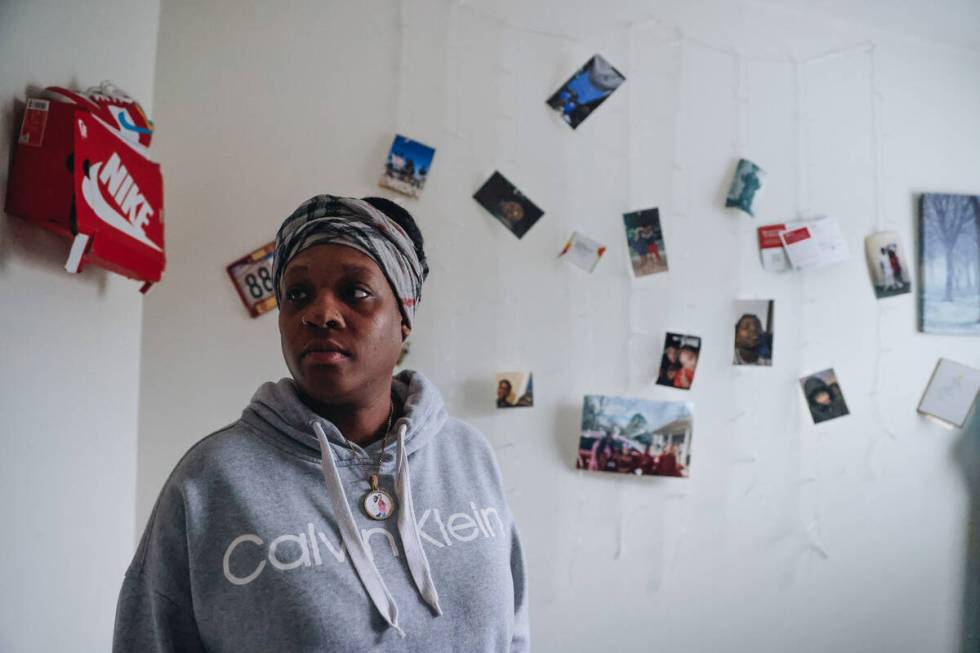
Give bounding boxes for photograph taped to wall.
[800,368,850,424]
[917,358,980,428]
[379,134,435,199]
[624,207,668,276]
[496,372,533,408]
[559,231,606,272]
[226,242,277,318]
[919,193,980,335]
[473,171,544,239]
[865,231,912,298]
[656,333,702,390]
[576,395,693,478]
[546,54,625,129]
[734,300,773,366]
[725,158,766,216]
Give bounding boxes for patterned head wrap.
[273,195,425,328]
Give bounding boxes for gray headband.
[273,195,425,328]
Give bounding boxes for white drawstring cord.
[395,422,444,616]
[312,421,405,637]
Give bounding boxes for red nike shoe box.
[5,94,165,287]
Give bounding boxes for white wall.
[0,1,159,652]
[143,1,980,651]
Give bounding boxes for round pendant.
[363,489,397,521]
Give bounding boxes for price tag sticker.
[226,242,277,317]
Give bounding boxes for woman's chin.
[298,368,358,399]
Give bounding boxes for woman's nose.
[301,292,345,329]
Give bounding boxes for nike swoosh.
[80,162,162,252]
[116,110,152,135]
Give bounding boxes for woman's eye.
[285,286,309,302]
[351,287,371,300]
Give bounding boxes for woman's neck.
[303,386,395,447]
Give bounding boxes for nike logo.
[80,152,161,252]
[116,109,152,135]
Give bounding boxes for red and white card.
[758,217,849,272]
[778,217,849,270]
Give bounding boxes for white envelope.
[778,216,850,271]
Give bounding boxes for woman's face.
[278,244,407,408]
[497,380,512,400]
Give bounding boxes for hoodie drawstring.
[394,422,443,616]
[312,421,405,638]
[311,420,443,636]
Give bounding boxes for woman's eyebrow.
[340,263,378,277]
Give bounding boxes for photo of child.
[733,300,774,366]
[496,372,534,408]
[656,333,701,390]
[799,369,850,424]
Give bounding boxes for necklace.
[358,403,397,521]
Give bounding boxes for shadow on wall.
[955,405,980,653]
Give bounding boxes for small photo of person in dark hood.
[800,369,850,424]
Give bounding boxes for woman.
[112,195,530,652]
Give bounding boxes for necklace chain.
[340,401,394,474]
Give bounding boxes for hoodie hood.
[804,376,831,402]
[242,369,448,462]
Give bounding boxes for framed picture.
[919,193,980,334]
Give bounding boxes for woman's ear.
[401,322,411,342]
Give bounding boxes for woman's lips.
[303,350,351,365]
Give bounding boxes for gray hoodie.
[113,370,529,652]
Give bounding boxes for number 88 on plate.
[226,242,277,318]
